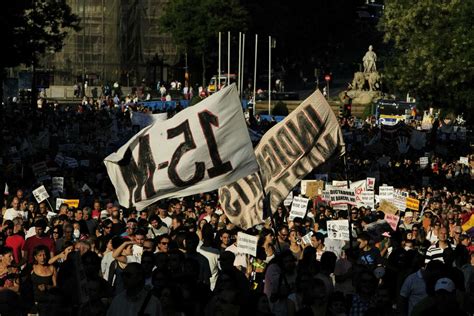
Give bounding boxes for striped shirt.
[425,241,454,263]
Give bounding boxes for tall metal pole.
[253,34,258,106]
[241,33,245,99]
[82,0,86,87]
[238,32,241,94]
[218,32,221,91]
[268,36,271,115]
[227,31,231,85]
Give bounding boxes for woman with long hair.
[31,245,57,315]
[258,228,275,264]
[0,246,19,292]
[288,229,303,260]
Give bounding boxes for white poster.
[289,196,309,221]
[460,157,469,166]
[283,191,293,207]
[237,232,258,257]
[358,191,375,209]
[302,231,313,245]
[328,186,356,206]
[327,220,350,241]
[366,177,375,191]
[105,84,258,211]
[419,157,429,168]
[379,185,394,202]
[33,185,49,203]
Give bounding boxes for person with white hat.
[399,211,415,231]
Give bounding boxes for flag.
[104,84,258,210]
[219,89,345,229]
[4,183,8,195]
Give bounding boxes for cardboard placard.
[237,232,258,257]
[378,199,398,215]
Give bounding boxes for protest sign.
[358,191,375,209]
[332,180,347,187]
[379,185,394,202]
[106,84,258,211]
[302,231,313,245]
[33,185,49,203]
[315,174,328,182]
[32,161,50,182]
[328,187,356,206]
[82,184,93,194]
[392,191,407,212]
[378,199,398,215]
[327,220,350,241]
[56,198,80,210]
[283,191,293,207]
[289,196,309,221]
[419,157,429,168]
[385,213,400,231]
[406,197,420,211]
[460,157,469,166]
[52,177,64,193]
[237,232,258,257]
[219,89,344,229]
[366,177,375,191]
[303,180,324,199]
[54,153,64,167]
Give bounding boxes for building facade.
[41,0,179,87]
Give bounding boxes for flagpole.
[241,33,245,99]
[218,32,221,91]
[268,36,271,116]
[343,153,353,252]
[253,34,258,106]
[227,31,231,85]
[256,171,283,253]
[238,32,241,94]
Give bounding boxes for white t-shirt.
[3,208,24,221]
[225,243,248,269]
[197,242,220,291]
[159,216,172,228]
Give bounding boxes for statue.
[368,72,381,91]
[363,45,377,73]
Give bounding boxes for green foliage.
[160,0,248,85]
[272,101,289,116]
[0,0,80,68]
[379,0,474,110]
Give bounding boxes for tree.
[0,0,80,101]
[379,0,474,113]
[160,0,248,87]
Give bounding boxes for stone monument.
[341,45,382,104]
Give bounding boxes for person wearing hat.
[399,211,415,231]
[356,232,381,267]
[416,277,467,316]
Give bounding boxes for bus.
[207,74,237,94]
[375,99,416,126]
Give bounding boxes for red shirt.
[5,234,25,264]
[22,235,55,264]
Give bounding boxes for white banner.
[328,186,356,206]
[460,156,469,166]
[105,84,258,210]
[237,232,258,257]
[351,180,367,206]
[131,112,168,130]
[419,157,429,168]
[327,220,350,241]
[289,196,309,221]
[220,89,345,229]
[33,185,49,203]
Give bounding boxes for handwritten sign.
[385,213,400,231]
[33,185,49,203]
[305,180,324,199]
[289,196,309,221]
[378,199,398,215]
[237,232,258,257]
[327,220,350,241]
[406,197,420,211]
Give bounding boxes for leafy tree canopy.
[160,0,248,85]
[0,0,80,69]
[379,0,474,111]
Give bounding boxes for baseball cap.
[100,210,109,219]
[434,278,455,293]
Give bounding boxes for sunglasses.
[53,231,59,234]
[105,226,112,229]
[160,242,169,245]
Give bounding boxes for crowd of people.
[0,94,473,316]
